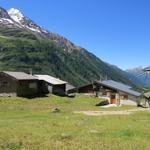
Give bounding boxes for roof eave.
[95,81,141,97]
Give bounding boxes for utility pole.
[29,68,33,75]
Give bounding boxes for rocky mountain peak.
[8,8,42,32]
[0,6,82,53]
[0,7,11,19]
[0,7,20,28]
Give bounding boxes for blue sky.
[0,0,150,70]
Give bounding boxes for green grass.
[0,94,150,150]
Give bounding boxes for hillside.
[0,7,137,86]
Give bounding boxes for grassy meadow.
[0,94,150,150]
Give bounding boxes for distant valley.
[126,66,150,87]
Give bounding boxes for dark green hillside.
[0,26,136,86]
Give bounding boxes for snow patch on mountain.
[8,8,42,32]
[26,26,41,33]
[0,7,82,52]
[8,8,24,23]
[0,18,14,24]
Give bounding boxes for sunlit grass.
[0,94,150,150]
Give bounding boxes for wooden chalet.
[0,71,40,97]
[77,80,141,105]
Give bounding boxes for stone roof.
[2,71,37,80]
[34,75,67,85]
[95,80,141,97]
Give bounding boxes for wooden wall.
[0,73,17,96]
[17,80,39,97]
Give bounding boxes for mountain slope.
[126,67,150,87]
[0,7,138,86]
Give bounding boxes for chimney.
[105,75,108,80]
[99,75,102,81]
[29,69,32,75]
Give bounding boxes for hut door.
[110,94,117,104]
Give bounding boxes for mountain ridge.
[0,6,140,87]
[126,66,150,87]
[7,8,82,53]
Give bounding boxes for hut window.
[29,83,37,89]
[0,81,9,88]
[48,85,52,92]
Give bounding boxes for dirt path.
[74,108,150,116]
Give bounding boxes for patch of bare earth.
[74,108,150,116]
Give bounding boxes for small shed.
[0,71,39,97]
[35,75,67,96]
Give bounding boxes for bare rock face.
[0,7,11,19]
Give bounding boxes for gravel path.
[74,108,150,116]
